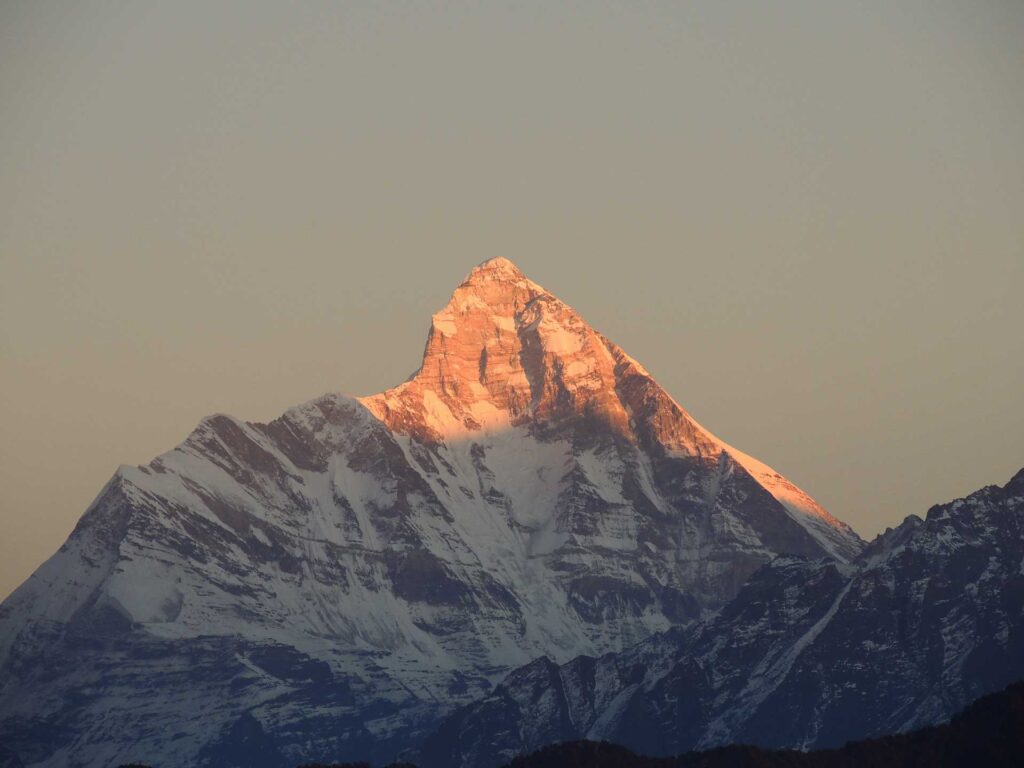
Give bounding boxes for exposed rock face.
[0,258,860,767]
[419,470,1024,768]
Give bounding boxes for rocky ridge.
[419,469,1024,768]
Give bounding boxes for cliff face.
[0,258,860,767]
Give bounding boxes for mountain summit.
[367,255,636,437]
[366,258,858,558]
[0,258,861,767]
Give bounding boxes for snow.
[0,257,874,767]
[536,319,585,356]
[691,430,859,561]
[585,682,640,740]
[700,579,853,748]
[103,559,184,624]
[431,312,458,337]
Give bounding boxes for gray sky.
[2,0,1022,599]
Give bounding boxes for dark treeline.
[115,680,1024,768]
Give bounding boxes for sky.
[1,0,1022,600]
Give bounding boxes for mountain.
[418,469,1024,768]
[499,680,1024,767]
[115,679,1024,767]
[0,258,860,768]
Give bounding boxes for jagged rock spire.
[363,256,634,438]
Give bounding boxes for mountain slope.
[0,258,860,767]
[419,469,1024,768]
[500,680,1024,767]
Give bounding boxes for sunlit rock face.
[365,257,636,438]
[420,470,1024,768]
[0,258,861,767]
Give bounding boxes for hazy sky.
[2,1,1022,599]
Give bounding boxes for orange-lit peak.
[357,258,863,560]
[467,256,525,280]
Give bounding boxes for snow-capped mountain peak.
[363,257,859,560]
[1,258,863,767]
[363,256,625,439]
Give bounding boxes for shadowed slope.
[501,679,1024,767]
[419,470,1024,768]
